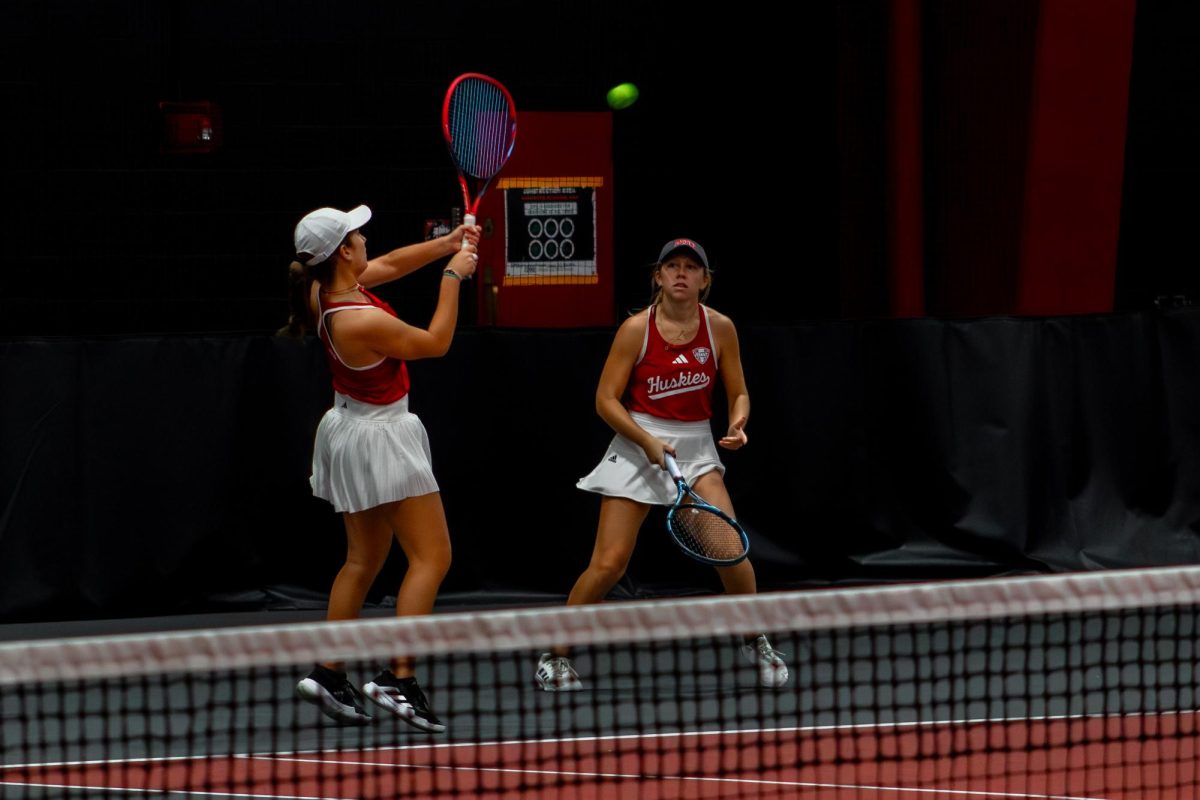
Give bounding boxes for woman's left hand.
[441,223,482,254]
[718,416,748,450]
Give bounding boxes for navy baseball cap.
[657,238,709,269]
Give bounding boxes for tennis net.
[2,565,1198,798]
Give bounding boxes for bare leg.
[689,471,786,686]
[383,492,452,676]
[691,470,757,595]
[566,496,651,605]
[552,496,650,656]
[328,506,393,620]
[321,505,394,668]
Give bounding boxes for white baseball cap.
[294,205,372,266]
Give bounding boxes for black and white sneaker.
[296,665,372,725]
[363,670,446,733]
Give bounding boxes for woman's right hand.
[446,244,478,280]
[641,438,676,470]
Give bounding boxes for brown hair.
[277,256,334,338]
[278,225,360,337]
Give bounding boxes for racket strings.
[670,504,746,562]
[446,79,514,179]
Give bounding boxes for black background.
[3,2,1200,620]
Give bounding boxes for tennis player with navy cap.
[283,206,480,731]
[535,237,789,692]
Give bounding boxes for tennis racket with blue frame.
[663,453,750,567]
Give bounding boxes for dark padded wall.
[4,311,1199,621]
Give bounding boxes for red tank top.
[316,287,411,405]
[624,304,718,421]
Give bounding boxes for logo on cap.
[657,237,709,269]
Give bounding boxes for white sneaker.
[741,635,789,688]
[534,653,582,691]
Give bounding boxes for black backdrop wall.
[4,1,1200,622]
[0,0,838,336]
[3,1,1198,337]
[4,310,1200,622]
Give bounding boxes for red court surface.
[2,714,1196,799]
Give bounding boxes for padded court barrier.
[3,310,1200,620]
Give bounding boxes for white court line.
[6,711,1186,798]
[257,754,1114,800]
[0,780,350,800]
[5,708,1194,769]
[1,753,233,770]
[254,708,1200,758]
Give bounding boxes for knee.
[431,545,452,581]
[339,556,384,587]
[587,553,629,588]
[411,539,452,581]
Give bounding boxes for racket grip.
[461,213,476,250]
[663,453,683,481]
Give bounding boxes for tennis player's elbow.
[396,335,449,361]
[595,394,618,418]
[419,329,455,359]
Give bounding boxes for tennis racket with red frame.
[441,73,517,249]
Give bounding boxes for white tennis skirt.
[576,412,725,506]
[310,392,440,514]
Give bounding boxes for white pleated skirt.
[310,392,439,514]
[576,412,725,506]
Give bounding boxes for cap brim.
[346,205,372,230]
[659,246,707,268]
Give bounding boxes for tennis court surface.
[3,566,1197,798]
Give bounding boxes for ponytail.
[274,260,324,338]
[277,242,339,336]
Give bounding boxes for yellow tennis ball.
[606,82,639,110]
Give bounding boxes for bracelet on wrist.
[442,269,462,281]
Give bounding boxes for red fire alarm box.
[158,101,222,154]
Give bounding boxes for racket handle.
[461,213,476,250]
[663,453,683,481]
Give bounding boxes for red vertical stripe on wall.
[1016,0,1136,315]
[887,0,925,317]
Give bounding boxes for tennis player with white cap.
[284,205,480,732]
